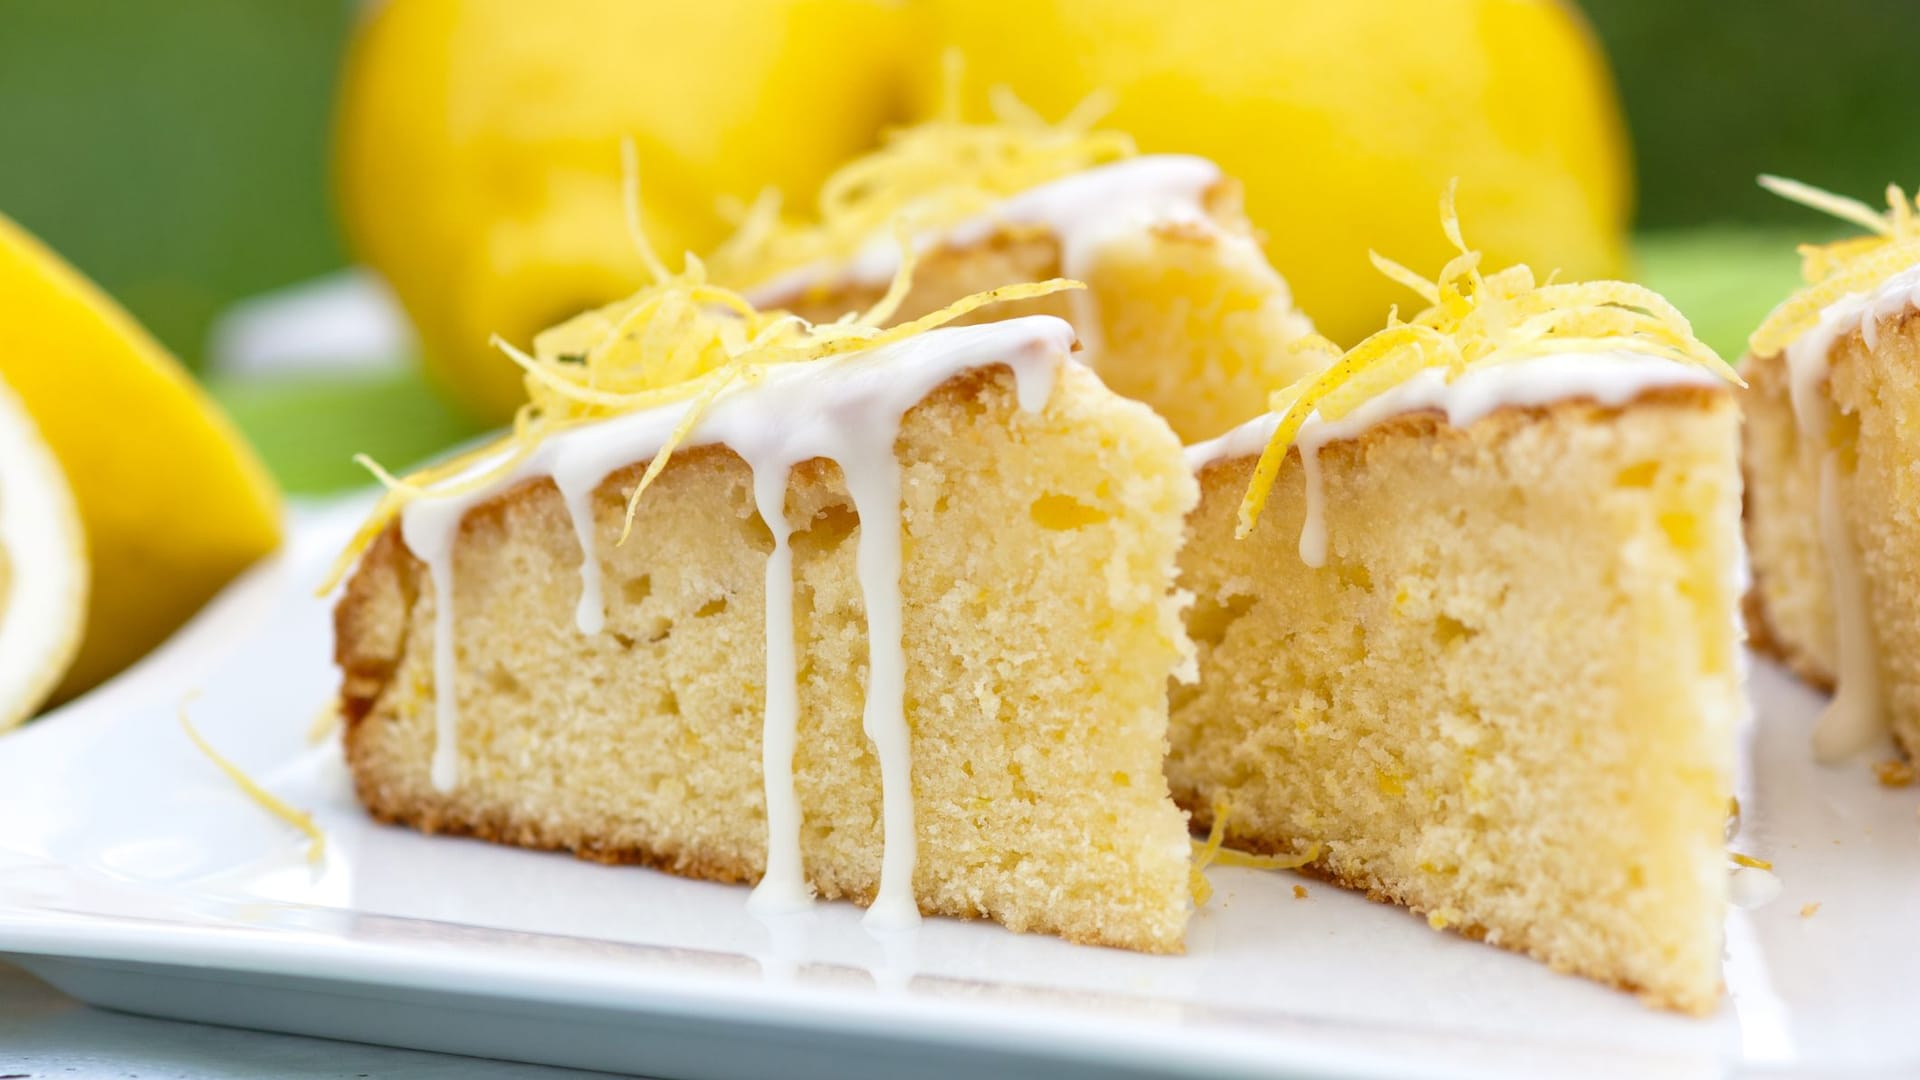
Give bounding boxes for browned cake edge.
[1178,795,1717,1015]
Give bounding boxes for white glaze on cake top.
[1783,258,1920,439]
[1185,350,1727,566]
[396,315,1074,928]
[748,154,1225,301]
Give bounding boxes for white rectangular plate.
[1,499,1914,1079]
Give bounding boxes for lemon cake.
[712,100,1317,443]
[330,256,1198,952]
[1171,197,1744,1013]
[1743,177,1920,763]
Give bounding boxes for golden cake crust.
[1183,791,1718,1013]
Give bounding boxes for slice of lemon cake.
[711,100,1316,443]
[1172,194,1744,1013]
[1743,177,1920,763]
[330,257,1198,952]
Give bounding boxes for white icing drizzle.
[845,452,916,929]
[748,462,806,914]
[555,469,605,636]
[748,155,1224,306]
[1185,351,1726,564]
[1785,261,1920,436]
[1780,265,1920,760]
[1296,445,1327,567]
[1810,448,1883,762]
[398,509,464,792]
[396,316,1071,919]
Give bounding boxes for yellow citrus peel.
[179,699,325,865]
[1236,181,1734,538]
[1730,852,1773,871]
[1189,794,1321,907]
[323,150,1082,593]
[1748,176,1920,360]
[709,65,1133,287]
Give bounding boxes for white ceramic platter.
[0,498,1914,1079]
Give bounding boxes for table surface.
[0,962,631,1079]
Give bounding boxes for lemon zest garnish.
[1730,852,1773,871]
[1188,794,1321,906]
[709,83,1134,287]
[1235,180,1734,537]
[1749,176,1920,359]
[1209,844,1322,872]
[1189,797,1229,907]
[321,149,1084,594]
[180,698,325,865]
[620,137,670,285]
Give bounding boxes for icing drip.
[1185,351,1725,562]
[844,451,917,929]
[1297,445,1327,568]
[1811,451,1882,761]
[397,317,1070,918]
[398,509,464,793]
[1781,268,1920,759]
[748,463,807,913]
[556,468,605,636]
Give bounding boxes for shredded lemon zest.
[180,698,325,865]
[708,83,1134,287]
[1188,794,1321,906]
[1731,852,1773,871]
[1750,176,1920,359]
[1235,180,1734,537]
[320,150,1084,595]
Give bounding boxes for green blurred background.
[2,0,1916,491]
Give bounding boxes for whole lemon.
[910,0,1631,346]
[335,0,909,421]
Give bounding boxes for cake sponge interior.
[1172,391,1742,1011]
[336,361,1198,953]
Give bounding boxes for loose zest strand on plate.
[180,697,326,865]
[1189,795,1321,907]
[321,147,1083,593]
[1235,181,1735,538]
[1748,176,1920,359]
[707,66,1133,286]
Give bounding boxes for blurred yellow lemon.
[0,212,282,703]
[0,375,86,731]
[910,0,1631,346]
[335,0,910,421]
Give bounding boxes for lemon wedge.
[0,375,86,731]
[0,212,281,702]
